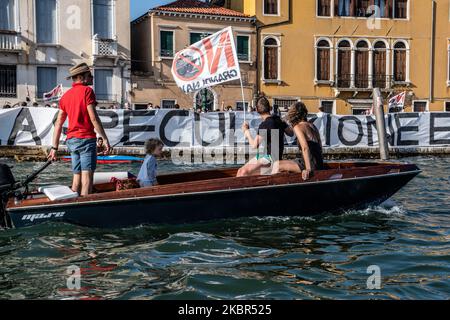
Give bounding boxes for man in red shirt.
[48,63,111,196]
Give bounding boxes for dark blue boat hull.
[8,170,420,229]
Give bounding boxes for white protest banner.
[171,27,241,93]
[1,108,449,148]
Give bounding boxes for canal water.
[0,157,448,300]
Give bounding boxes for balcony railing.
[334,74,394,90]
[92,37,117,57]
[0,30,21,51]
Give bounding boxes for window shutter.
[338,49,351,87]
[36,0,56,44]
[355,50,369,87]
[317,48,330,81]
[190,33,201,45]
[264,46,278,80]
[0,0,15,30]
[95,69,113,101]
[237,36,249,60]
[94,0,113,39]
[37,67,57,98]
[394,50,406,81]
[373,50,386,87]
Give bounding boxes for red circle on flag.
[172,47,205,82]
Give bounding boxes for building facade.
[130,0,257,111]
[0,0,131,108]
[226,0,450,114]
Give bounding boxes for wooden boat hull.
[6,162,421,229]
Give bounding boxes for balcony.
[334,74,394,91]
[92,36,118,58]
[0,30,21,52]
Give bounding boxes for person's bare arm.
[48,110,67,161]
[87,105,111,154]
[294,124,313,180]
[242,122,262,149]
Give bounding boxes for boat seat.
[38,185,79,202]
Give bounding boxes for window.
[320,101,334,114]
[274,99,298,111]
[237,35,250,61]
[160,30,174,58]
[317,0,331,16]
[374,0,391,18]
[0,65,16,98]
[337,40,351,88]
[334,0,406,19]
[263,37,279,81]
[263,0,278,15]
[236,101,249,111]
[356,0,370,17]
[134,104,148,110]
[161,99,176,109]
[394,0,407,19]
[94,69,113,101]
[36,0,56,44]
[190,32,211,45]
[413,101,428,113]
[336,0,353,17]
[373,41,387,88]
[0,0,15,30]
[37,67,57,99]
[393,41,407,82]
[93,0,114,39]
[445,102,450,112]
[352,107,370,115]
[316,40,331,82]
[355,41,369,88]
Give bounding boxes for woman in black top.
[272,102,324,181]
[237,97,293,177]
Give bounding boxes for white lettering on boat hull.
[22,212,66,222]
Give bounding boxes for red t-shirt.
[60,83,97,139]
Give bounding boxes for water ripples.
[0,157,449,300]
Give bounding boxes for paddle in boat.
[0,161,420,229]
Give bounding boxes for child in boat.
[237,97,294,177]
[272,102,324,181]
[137,139,164,188]
[97,137,106,156]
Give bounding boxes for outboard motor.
[0,164,16,228]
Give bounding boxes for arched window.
[316,39,331,82]
[393,41,407,82]
[373,41,387,88]
[263,37,279,81]
[355,40,369,88]
[337,40,352,88]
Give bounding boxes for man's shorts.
[66,138,97,174]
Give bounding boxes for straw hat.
[66,62,92,80]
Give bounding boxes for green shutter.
[190,33,202,45]
[161,31,173,57]
[237,36,249,61]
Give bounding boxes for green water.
[0,157,448,300]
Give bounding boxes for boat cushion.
[38,185,79,202]
[94,172,132,185]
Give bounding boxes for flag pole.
[240,77,246,123]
